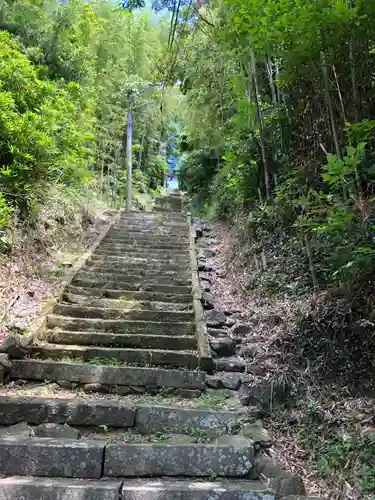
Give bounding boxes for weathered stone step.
[104,439,254,477]
[89,253,189,264]
[31,344,199,369]
[65,286,192,302]
[83,263,190,277]
[53,304,194,322]
[0,437,104,478]
[62,293,192,312]
[0,478,122,500]
[74,271,191,287]
[105,231,189,240]
[47,316,195,335]
[11,359,206,389]
[99,240,188,250]
[70,279,192,295]
[94,247,189,258]
[0,478,274,500]
[46,330,197,350]
[0,395,135,426]
[86,259,190,272]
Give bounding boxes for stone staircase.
[0,194,274,499]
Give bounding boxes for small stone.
[0,422,31,438]
[210,337,236,357]
[83,383,109,394]
[225,318,237,327]
[0,336,17,354]
[202,292,216,310]
[241,420,272,446]
[114,385,132,396]
[219,373,242,390]
[247,363,265,376]
[6,343,28,360]
[0,353,12,372]
[130,385,146,394]
[57,380,75,389]
[216,356,246,373]
[199,273,212,285]
[250,454,285,480]
[238,384,251,406]
[206,310,227,327]
[247,379,290,411]
[231,323,251,336]
[175,389,201,398]
[198,264,213,272]
[34,423,80,439]
[206,376,223,389]
[270,472,306,498]
[203,248,216,257]
[208,328,230,338]
[19,333,34,348]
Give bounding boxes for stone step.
[11,359,206,389]
[0,477,274,500]
[104,439,254,477]
[62,293,192,312]
[0,437,104,478]
[69,279,192,295]
[73,271,191,287]
[65,286,192,302]
[31,344,199,369]
[0,395,135,427]
[47,316,195,335]
[99,240,188,250]
[105,232,189,241]
[86,259,190,272]
[89,254,189,264]
[83,263,190,277]
[0,478,122,500]
[94,247,189,258]
[0,396,240,434]
[46,330,197,350]
[53,304,194,323]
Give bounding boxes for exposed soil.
[0,206,117,342]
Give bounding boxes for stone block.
[0,395,135,427]
[0,437,105,478]
[135,405,239,435]
[104,440,254,477]
[120,479,275,499]
[34,423,80,439]
[0,478,121,500]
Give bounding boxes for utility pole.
[125,90,133,213]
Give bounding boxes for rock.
[225,318,237,327]
[218,374,242,390]
[202,292,216,310]
[113,385,132,396]
[6,343,28,360]
[19,333,34,348]
[130,385,146,394]
[83,383,109,394]
[175,389,201,398]
[270,473,306,498]
[210,337,236,357]
[250,454,285,480]
[240,344,264,358]
[0,422,31,438]
[247,363,265,376]
[214,435,252,447]
[238,384,251,406]
[206,376,223,389]
[0,354,12,372]
[241,420,272,446]
[231,323,251,336]
[216,356,246,373]
[34,423,80,439]
[208,328,231,338]
[206,310,227,327]
[247,380,290,411]
[169,434,197,444]
[203,248,216,257]
[198,264,213,273]
[199,273,212,285]
[0,336,17,354]
[282,497,322,500]
[57,380,75,390]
